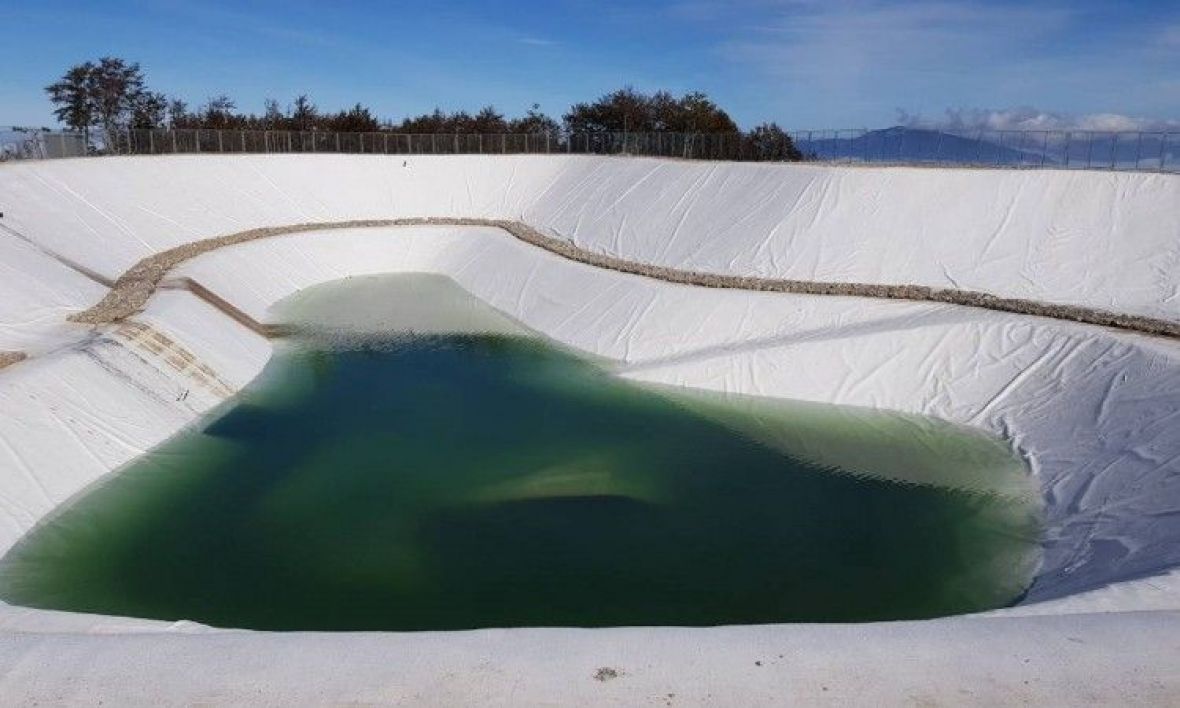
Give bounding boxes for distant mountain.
[1060,133,1176,170]
[794,127,1049,166]
[794,126,1177,171]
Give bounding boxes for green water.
[0,275,1043,630]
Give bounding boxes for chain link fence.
[3,126,1176,172]
[1,128,90,160]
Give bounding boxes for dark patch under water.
[0,278,1042,631]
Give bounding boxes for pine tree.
[46,57,151,150]
[131,92,168,129]
[45,63,95,135]
[742,122,803,161]
[291,95,318,131]
[88,57,148,139]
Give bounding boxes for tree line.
[45,57,802,160]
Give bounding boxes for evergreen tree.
[262,99,285,129]
[675,91,738,132]
[167,98,190,128]
[131,91,168,129]
[45,59,805,162]
[327,103,379,132]
[202,95,237,128]
[45,63,95,133]
[88,57,149,138]
[291,94,318,131]
[742,122,803,161]
[471,106,507,133]
[46,57,152,149]
[563,87,737,134]
[508,104,560,134]
[564,87,651,132]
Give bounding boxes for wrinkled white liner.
[0,156,1178,704]
[1,155,1178,344]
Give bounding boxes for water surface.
[0,275,1043,630]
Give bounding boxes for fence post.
[1085,131,1094,169]
[217,130,223,153]
[1109,133,1118,170]
[1162,134,1171,172]
[1134,132,1143,170]
[1040,132,1049,168]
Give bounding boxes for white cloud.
[672,0,1180,127]
[716,1,1074,79]
[897,107,1180,132]
[518,37,559,47]
[144,0,339,47]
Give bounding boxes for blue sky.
[2,0,1178,130]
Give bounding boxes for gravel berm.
[68,218,1180,339]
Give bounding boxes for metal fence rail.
[3,126,1175,172]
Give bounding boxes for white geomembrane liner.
[0,155,1178,705]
